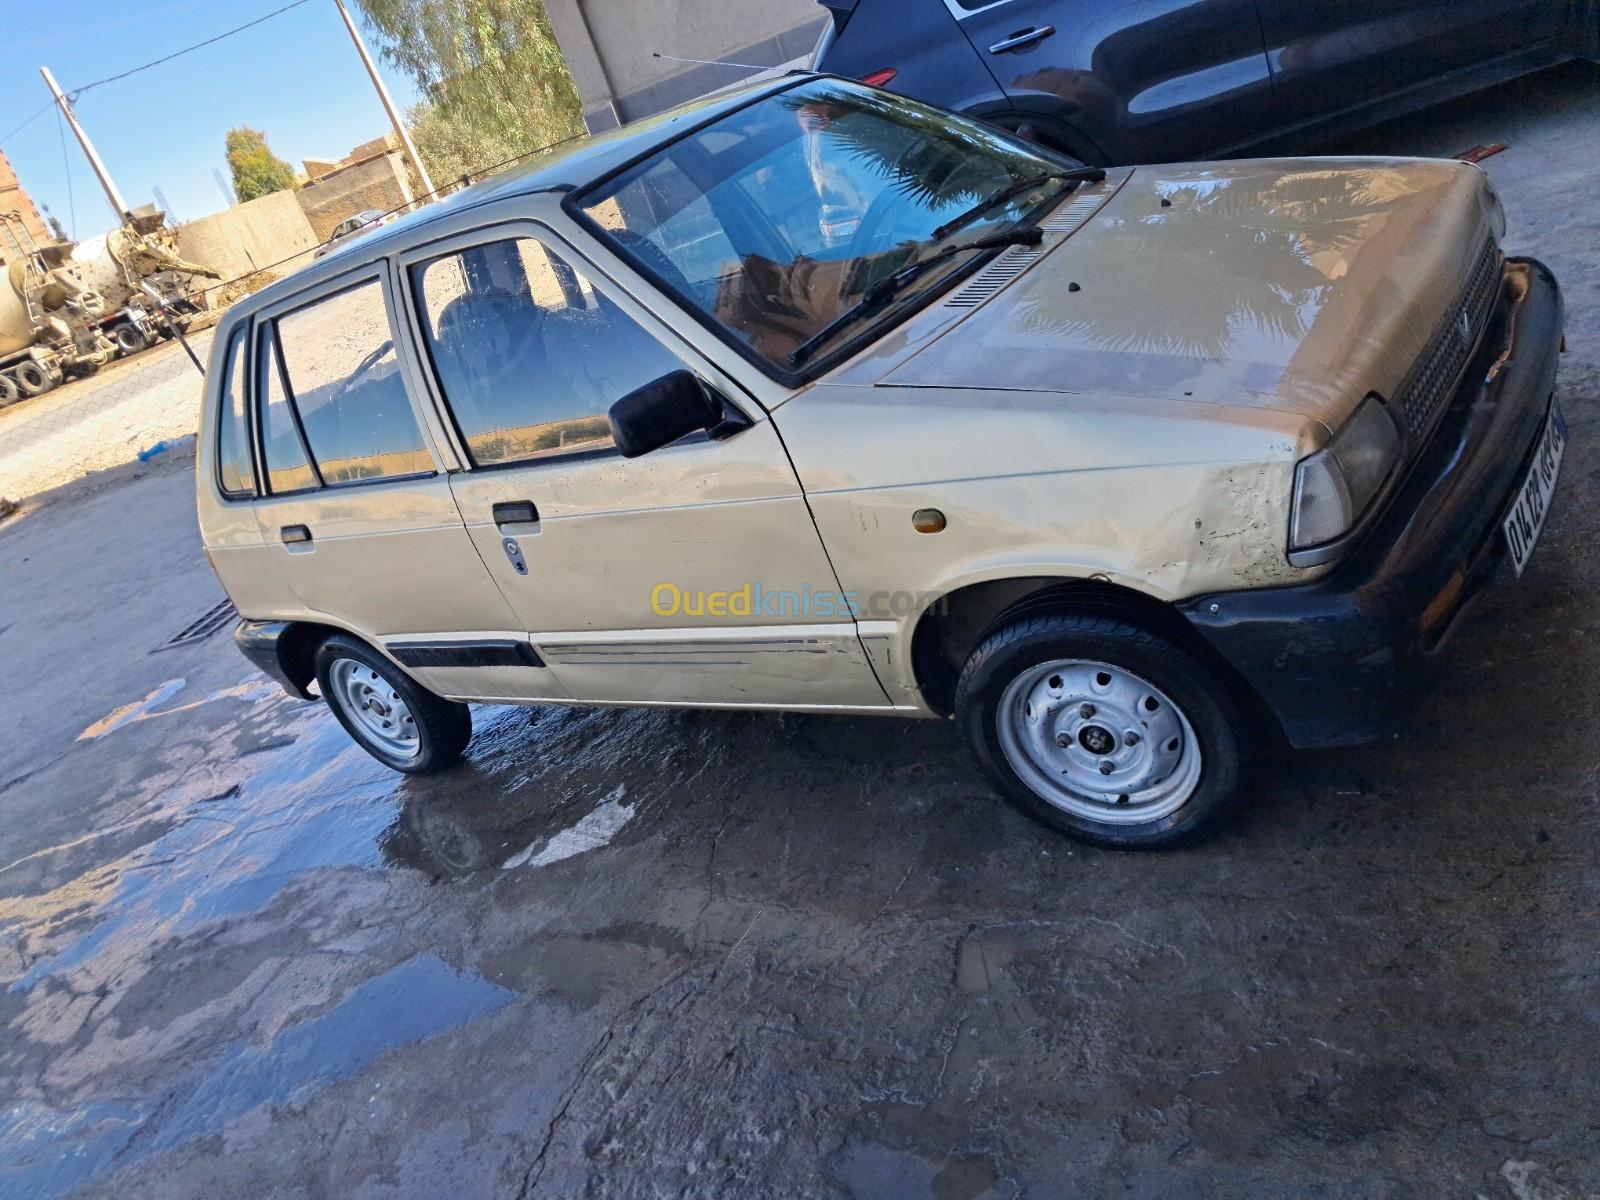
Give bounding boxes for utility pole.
[331,0,435,200]
[40,66,130,228]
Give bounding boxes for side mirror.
[608,370,748,459]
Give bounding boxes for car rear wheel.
[956,610,1244,848]
[0,373,19,407]
[315,633,471,773]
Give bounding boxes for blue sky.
[0,0,426,238]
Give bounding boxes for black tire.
[113,323,148,356]
[0,374,19,407]
[314,633,471,773]
[12,361,51,397]
[956,610,1244,849]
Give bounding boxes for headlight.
[1289,394,1402,555]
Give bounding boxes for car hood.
[851,157,1501,429]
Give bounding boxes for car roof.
[231,73,806,319]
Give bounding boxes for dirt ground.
[1,63,1598,1199]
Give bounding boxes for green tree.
[352,0,584,186]
[226,127,298,202]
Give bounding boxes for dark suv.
[812,0,1596,164]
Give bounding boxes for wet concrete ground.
[3,64,1599,1199]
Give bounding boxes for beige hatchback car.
[198,76,1567,848]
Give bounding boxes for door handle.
[280,524,312,544]
[492,500,539,527]
[988,25,1054,54]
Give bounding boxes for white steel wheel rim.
[329,658,420,761]
[995,658,1202,824]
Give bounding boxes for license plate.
[1502,399,1567,576]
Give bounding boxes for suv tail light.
[860,68,897,87]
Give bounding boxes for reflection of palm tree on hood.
[1012,168,1403,361]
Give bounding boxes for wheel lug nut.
[1055,731,1073,748]
[1099,761,1114,775]
[1080,703,1096,719]
[1124,732,1140,747]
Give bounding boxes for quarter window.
[267,279,432,486]
[215,326,255,497]
[411,237,684,467]
[257,326,317,494]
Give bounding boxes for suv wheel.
[956,611,1244,848]
[315,633,471,773]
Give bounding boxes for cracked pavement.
[2,63,1598,1199]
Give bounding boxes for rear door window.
[215,326,255,497]
[267,279,433,487]
[410,236,683,467]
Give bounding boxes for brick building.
[0,148,53,263]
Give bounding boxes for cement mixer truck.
[70,213,221,357]
[0,212,219,407]
[0,231,114,406]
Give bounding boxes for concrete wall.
[546,0,826,132]
[175,189,317,282]
[295,151,413,243]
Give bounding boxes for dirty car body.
[196,76,1566,848]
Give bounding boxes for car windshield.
[575,79,1070,374]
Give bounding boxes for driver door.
[397,223,892,711]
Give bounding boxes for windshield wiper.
[788,225,1044,367]
[929,165,1107,242]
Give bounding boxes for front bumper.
[1180,257,1565,749]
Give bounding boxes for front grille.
[1396,236,1503,439]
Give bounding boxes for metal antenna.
[651,52,774,71]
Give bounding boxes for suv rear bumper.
[1179,257,1565,749]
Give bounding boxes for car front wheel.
[314,633,471,773]
[956,610,1244,849]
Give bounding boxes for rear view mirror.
[608,370,747,458]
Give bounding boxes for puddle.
[503,782,634,869]
[3,686,644,1195]
[75,678,187,740]
[7,725,400,994]
[0,954,513,1197]
[76,676,281,741]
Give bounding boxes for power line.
[2,0,315,150]
[1,100,55,147]
[54,107,76,240]
[69,0,315,100]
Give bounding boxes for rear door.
[948,0,1276,161]
[1256,0,1567,129]
[397,224,892,711]
[247,267,563,702]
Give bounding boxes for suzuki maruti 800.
[197,76,1567,848]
